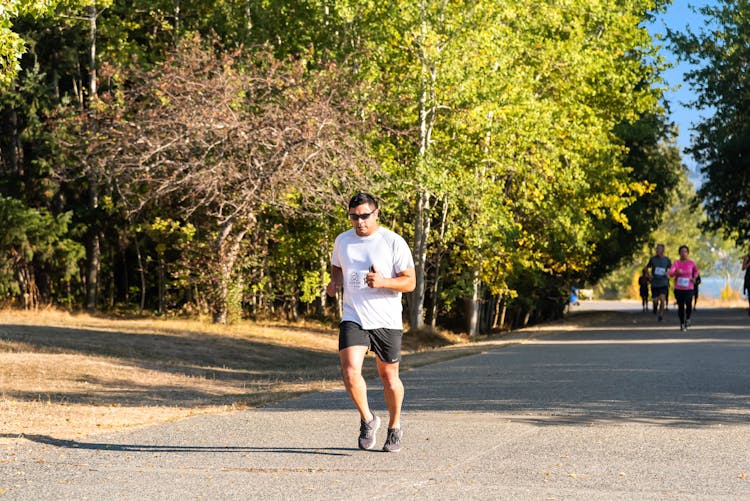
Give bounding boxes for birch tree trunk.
[466,112,494,335]
[87,4,97,98]
[428,194,448,329]
[410,190,430,330]
[468,270,481,336]
[84,4,100,311]
[409,5,438,332]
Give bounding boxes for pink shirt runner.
[668,259,699,291]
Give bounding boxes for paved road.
[2,305,750,500]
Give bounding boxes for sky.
[646,0,718,185]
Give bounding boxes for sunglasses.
[348,210,376,221]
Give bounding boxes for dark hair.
[349,192,378,210]
[678,245,689,253]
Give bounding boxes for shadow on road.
[268,307,750,427]
[0,434,355,456]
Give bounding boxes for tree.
[347,0,670,332]
[669,0,750,248]
[0,195,83,308]
[52,36,373,323]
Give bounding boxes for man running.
[669,245,699,331]
[692,275,701,311]
[638,268,650,313]
[647,244,671,322]
[326,192,416,453]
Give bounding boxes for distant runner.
[692,275,701,311]
[638,268,650,313]
[647,244,671,322]
[668,245,699,332]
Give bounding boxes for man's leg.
[658,293,666,320]
[376,358,404,430]
[340,346,374,421]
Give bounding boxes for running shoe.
[686,319,692,327]
[382,427,403,453]
[358,415,380,450]
[680,323,686,332]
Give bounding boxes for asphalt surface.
[2,303,750,500]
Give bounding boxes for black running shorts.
[651,285,668,298]
[339,321,402,364]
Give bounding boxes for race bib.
[654,266,666,276]
[676,277,690,288]
[348,270,369,289]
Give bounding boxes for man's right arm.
[326,265,343,297]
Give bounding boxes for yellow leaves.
[628,179,655,197]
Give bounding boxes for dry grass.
[0,308,473,443]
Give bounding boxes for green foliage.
[226,276,245,324]
[0,0,690,330]
[344,0,672,325]
[669,0,750,248]
[300,270,329,305]
[0,195,83,300]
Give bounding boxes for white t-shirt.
[331,227,415,330]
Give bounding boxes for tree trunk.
[157,256,166,313]
[212,220,249,324]
[173,0,181,44]
[318,252,327,316]
[428,194,449,329]
[409,8,439,332]
[107,247,115,308]
[468,271,480,336]
[409,189,430,331]
[85,229,100,310]
[498,299,507,330]
[84,5,100,311]
[87,4,97,99]
[17,263,38,310]
[134,234,146,313]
